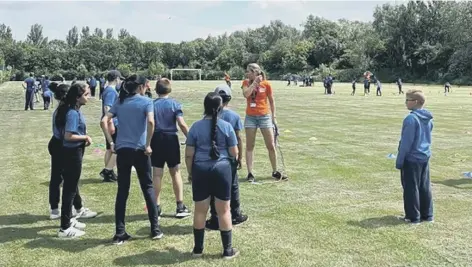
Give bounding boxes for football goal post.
[170,68,202,81]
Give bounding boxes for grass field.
[1,80,472,267]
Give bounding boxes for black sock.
[220,230,233,255]
[193,228,205,254]
[176,201,183,210]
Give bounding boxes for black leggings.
[115,148,159,236]
[60,144,85,229]
[43,95,51,110]
[48,137,83,211]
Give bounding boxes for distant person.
[326,74,334,95]
[23,73,36,110]
[42,76,52,110]
[363,78,370,95]
[444,82,451,95]
[185,92,240,259]
[99,76,106,100]
[351,79,356,96]
[87,76,97,97]
[224,72,231,88]
[397,78,404,94]
[151,78,191,219]
[396,89,433,224]
[376,79,382,96]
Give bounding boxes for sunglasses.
[405,99,416,102]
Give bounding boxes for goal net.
[170,68,202,81]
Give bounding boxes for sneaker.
[397,216,420,224]
[101,169,116,182]
[175,205,191,219]
[75,208,98,219]
[272,171,288,181]
[232,213,248,226]
[50,209,61,220]
[70,218,86,230]
[421,217,434,223]
[192,248,203,258]
[151,227,164,240]
[113,232,131,245]
[205,217,219,231]
[223,248,240,260]
[247,173,255,182]
[58,226,85,238]
[111,170,118,181]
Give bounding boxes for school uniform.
[24,77,35,110]
[209,108,242,219]
[108,94,161,239]
[151,97,183,169]
[396,109,434,223]
[49,109,83,213]
[101,85,119,150]
[42,79,52,110]
[89,78,97,97]
[444,83,450,93]
[186,119,237,202]
[99,78,106,100]
[61,108,87,230]
[376,80,382,96]
[351,81,356,95]
[397,79,403,94]
[364,79,370,94]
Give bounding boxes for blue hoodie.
[396,109,433,169]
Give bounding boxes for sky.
[0,0,398,43]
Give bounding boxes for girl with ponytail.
[185,92,240,259]
[101,74,163,244]
[55,83,96,238]
[47,83,97,225]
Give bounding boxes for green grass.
[1,80,472,267]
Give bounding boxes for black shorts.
[150,132,180,168]
[105,127,118,150]
[192,159,232,202]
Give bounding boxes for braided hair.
[203,92,222,160]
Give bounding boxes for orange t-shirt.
[242,79,272,116]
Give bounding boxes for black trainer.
[247,173,255,182]
[232,213,248,226]
[223,248,240,260]
[151,227,164,240]
[205,216,219,231]
[175,205,191,219]
[272,171,288,181]
[113,232,131,245]
[101,169,117,182]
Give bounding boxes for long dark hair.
[118,74,146,104]
[204,92,222,160]
[55,83,87,128]
[49,82,70,102]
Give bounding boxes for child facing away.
[396,89,434,224]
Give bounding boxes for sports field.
[1,80,471,267]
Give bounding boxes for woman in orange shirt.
[241,63,286,182]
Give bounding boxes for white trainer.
[50,209,61,220]
[70,218,86,230]
[75,208,98,219]
[58,227,85,238]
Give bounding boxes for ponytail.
[119,74,144,103]
[119,82,130,104]
[55,83,87,128]
[209,107,220,160]
[260,71,266,81]
[49,82,70,102]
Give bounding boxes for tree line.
[1,1,472,84]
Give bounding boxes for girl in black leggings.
[48,83,97,222]
[55,83,93,238]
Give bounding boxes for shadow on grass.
[0,226,55,243]
[113,247,219,266]
[40,178,110,187]
[0,213,48,226]
[434,178,472,189]
[24,236,108,252]
[347,215,405,229]
[135,224,192,236]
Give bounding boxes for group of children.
[46,68,270,259]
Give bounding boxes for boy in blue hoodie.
[396,89,434,224]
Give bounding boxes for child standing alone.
[396,89,434,224]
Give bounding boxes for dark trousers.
[25,89,34,110]
[351,86,356,95]
[376,87,382,96]
[209,160,240,218]
[398,85,403,94]
[401,160,433,222]
[226,80,232,88]
[43,95,51,110]
[60,145,85,229]
[326,85,332,95]
[90,86,96,97]
[99,87,104,100]
[444,86,450,93]
[48,137,83,211]
[115,148,159,235]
